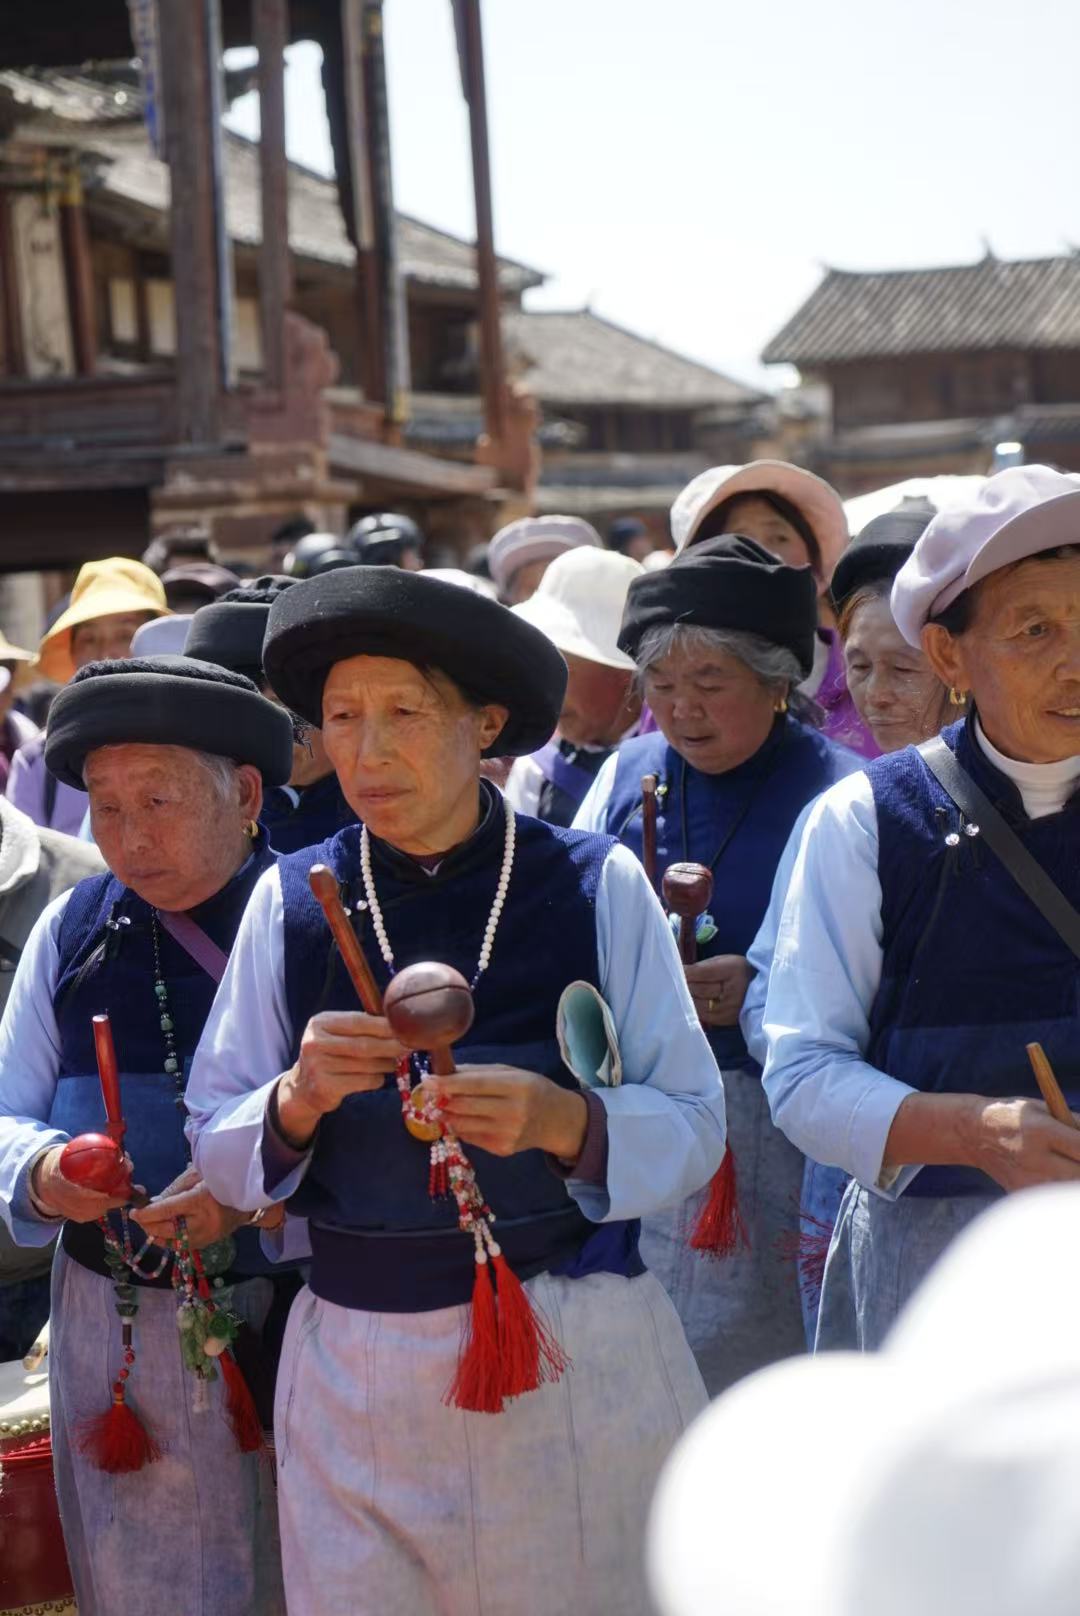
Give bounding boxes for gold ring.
[707,997,719,1013]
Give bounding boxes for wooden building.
[0,0,526,612]
[762,253,1080,493]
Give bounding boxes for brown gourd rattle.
[308,865,475,1141]
[662,862,715,965]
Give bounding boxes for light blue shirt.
[186,843,728,1226]
[0,891,77,1244]
[760,771,919,1198]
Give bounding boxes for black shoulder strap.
[919,736,1080,960]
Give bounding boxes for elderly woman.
[574,536,860,1393]
[185,566,725,1616]
[671,460,878,756]
[0,656,293,1616]
[761,466,1080,1350]
[740,501,947,1342]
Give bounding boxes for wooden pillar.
[459,0,506,444]
[158,0,224,443]
[59,165,98,376]
[342,0,384,404]
[255,0,292,390]
[0,193,24,377]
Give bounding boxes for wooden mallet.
[309,864,384,1014]
[59,1013,137,1199]
[663,862,715,965]
[641,773,659,889]
[1027,1042,1078,1128]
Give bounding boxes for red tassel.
[492,1252,570,1402]
[775,1209,834,1312]
[446,1250,503,1414]
[689,1148,749,1259]
[77,1393,161,1474]
[220,1349,264,1454]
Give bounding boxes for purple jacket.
[6,733,88,837]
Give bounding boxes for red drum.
[0,1359,75,1616]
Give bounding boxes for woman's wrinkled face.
[321,655,508,855]
[84,744,261,911]
[844,595,949,752]
[559,654,640,748]
[923,552,1080,764]
[643,644,778,775]
[70,612,153,671]
[717,495,813,571]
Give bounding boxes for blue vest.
[277,795,643,1311]
[604,717,861,1066]
[868,719,1080,1196]
[50,841,275,1272]
[261,770,355,854]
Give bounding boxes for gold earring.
[948,687,967,706]
[244,819,259,839]
[775,695,789,714]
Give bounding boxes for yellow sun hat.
[36,558,170,683]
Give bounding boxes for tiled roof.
[503,308,760,409]
[762,255,1080,367]
[0,69,542,294]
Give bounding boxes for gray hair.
[189,750,243,802]
[634,622,803,697]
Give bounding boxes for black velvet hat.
[263,565,567,757]
[829,503,934,615]
[618,534,818,678]
[184,575,295,685]
[45,656,294,789]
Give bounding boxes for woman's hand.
[965,1097,1080,1192]
[275,1011,407,1148]
[434,1067,589,1161]
[684,955,752,1028]
[30,1146,140,1224]
[130,1165,248,1249]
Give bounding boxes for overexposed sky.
[226,0,1080,390]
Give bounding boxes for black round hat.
[184,575,296,683]
[45,656,294,789]
[263,565,567,757]
[830,503,934,614]
[618,534,818,678]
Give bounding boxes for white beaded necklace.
[359,795,516,987]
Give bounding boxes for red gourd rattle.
[58,1013,136,1200]
[662,862,715,964]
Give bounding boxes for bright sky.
[226,0,1080,391]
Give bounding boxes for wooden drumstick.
[309,864,383,1015]
[384,963,475,1078]
[92,1014,125,1150]
[662,862,714,964]
[1027,1042,1077,1128]
[642,773,659,888]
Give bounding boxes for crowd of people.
[0,457,1076,1616]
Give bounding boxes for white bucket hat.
[512,546,643,671]
[488,515,601,594]
[649,1184,1080,1616]
[891,464,1080,646]
[671,460,848,581]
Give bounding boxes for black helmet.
[285,533,358,579]
[347,512,425,567]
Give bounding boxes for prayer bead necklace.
[358,793,516,987]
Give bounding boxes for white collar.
[975,719,1080,820]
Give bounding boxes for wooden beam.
[254,0,292,390]
[459,0,506,444]
[158,0,223,443]
[328,431,497,495]
[59,166,98,376]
